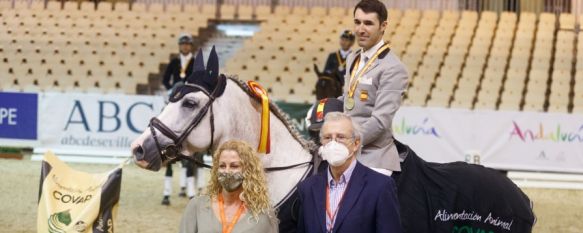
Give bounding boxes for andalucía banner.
[37,152,122,233]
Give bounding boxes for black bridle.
[148,80,313,172]
[149,83,216,167]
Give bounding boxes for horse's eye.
[182,100,197,109]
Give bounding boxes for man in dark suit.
[162,33,195,90]
[297,112,402,233]
[323,30,355,86]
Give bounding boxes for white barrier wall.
[394,107,583,173]
[1,91,582,173]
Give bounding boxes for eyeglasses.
[320,134,354,145]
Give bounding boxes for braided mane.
[227,75,317,154]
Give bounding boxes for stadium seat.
[81,1,96,11]
[63,1,78,11]
[329,7,347,17]
[237,4,253,20]
[274,5,290,15]
[255,5,271,19]
[220,4,235,19]
[198,3,214,15]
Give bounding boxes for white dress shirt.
[354,39,385,76]
[179,53,193,69]
[339,49,351,59]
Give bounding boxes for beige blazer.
[342,48,409,171]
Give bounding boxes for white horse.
[131,48,314,210]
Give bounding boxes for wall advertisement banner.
[394,107,583,173]
[0,92,38,146]
[475,110,583,173]
[37,92,165,155]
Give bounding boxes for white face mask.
[319,141,352,167]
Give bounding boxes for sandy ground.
[1,158,582,233]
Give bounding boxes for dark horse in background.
[313,64,343,100]
[131,48,536,233]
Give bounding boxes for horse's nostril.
[134,145,145,160]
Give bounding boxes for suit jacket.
[162,56,194,90]
[297,162,402,233]
[342,47,409,171]
[324,50,348,86]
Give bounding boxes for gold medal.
[179,71,186,78]
[345,97,355,110]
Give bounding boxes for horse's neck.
[216,79,313,205]
[217,81,312,166]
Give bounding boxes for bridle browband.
[148,78,312,172]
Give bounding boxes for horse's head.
[313,64,343,100]
[131,47,227,171]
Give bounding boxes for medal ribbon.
[325,182,350,233]
[218,193,246,233]
[180,58,191,77]
[335,51,346,68]
[347,43,391,99]
[247,81,271,154]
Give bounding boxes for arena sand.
[0,158,581,232]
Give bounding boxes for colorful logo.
[393,117,440,138]
[48,210,72,233]
[510,121,583,143]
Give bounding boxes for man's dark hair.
[353,0,388,22]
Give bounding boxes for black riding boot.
[161,195,170,205]
[179,187,187,197]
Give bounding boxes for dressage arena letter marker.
[0,107,18,125]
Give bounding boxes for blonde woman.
[179,140,278,233]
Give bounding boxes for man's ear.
[380,20,388,33]
[354,138,361,149]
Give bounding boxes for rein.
[177,155,312,172]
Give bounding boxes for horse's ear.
[206,46,219,79]
[313,64,322,76]
[212,74,227,98]
[193,48,205,72]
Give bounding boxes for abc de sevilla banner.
[36,92,165,155]
[1,91,582,173]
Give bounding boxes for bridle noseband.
[149,83,216,166]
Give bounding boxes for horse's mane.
[227,76,317,154]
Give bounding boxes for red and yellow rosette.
[248,81,271,154]
[316,99,327,122]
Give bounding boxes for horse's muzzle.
[131,136,163,171]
